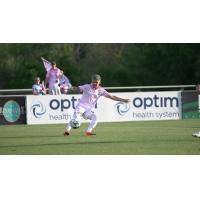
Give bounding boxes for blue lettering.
[153,95,159,107]
[164,97,179,107]
[50,99,60,110]
[61,99,71,111]
[49,96,97,111]
[144,97,153,109]
[132,95,179,109]
[133,97,143,108]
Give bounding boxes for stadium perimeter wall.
[0,91,186,125]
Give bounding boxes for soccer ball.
[70,119,81,129]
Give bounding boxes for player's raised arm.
[68,86,81,93]
[105,94,130,103]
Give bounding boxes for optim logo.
[115,102,130,116]
[31,101,46,118]
[3,100,21,122]
[132,95,179,109]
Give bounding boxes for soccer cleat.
[192,132,200,138]
[85,132,96,136]
[64,131,70,136]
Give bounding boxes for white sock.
[65,122,72,132]
[86,128,93,133]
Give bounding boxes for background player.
[32,77,46,95]
[45,61,62,95]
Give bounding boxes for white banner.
[26,91,182,124]
[26,95,78,124]
[97,91,182,122]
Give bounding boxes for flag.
[60,74,72,88]
[41,57,52,72]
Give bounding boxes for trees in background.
[0,43,200,89]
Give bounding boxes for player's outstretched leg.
[64,121,72,136]
[84,111,97,136]
[64,109,82,136]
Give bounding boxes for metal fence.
[0,85,196,96]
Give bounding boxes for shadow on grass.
[0,140,136,148]
[0,135,64,139]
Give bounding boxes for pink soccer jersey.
[46,68,61,89]
[77,84,110,110]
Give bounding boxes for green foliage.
[0,43,200,89]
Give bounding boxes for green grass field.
[0,119,200,155]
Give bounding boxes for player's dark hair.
[91,74,101,81]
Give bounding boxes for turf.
[0,119,200,155]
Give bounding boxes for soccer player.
[192,131,200,138]
[45,61,62,95]
[32,77,46,95]
[64,74,130,136]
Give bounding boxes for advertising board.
[0,96,26,125]
[26,91,182,124]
